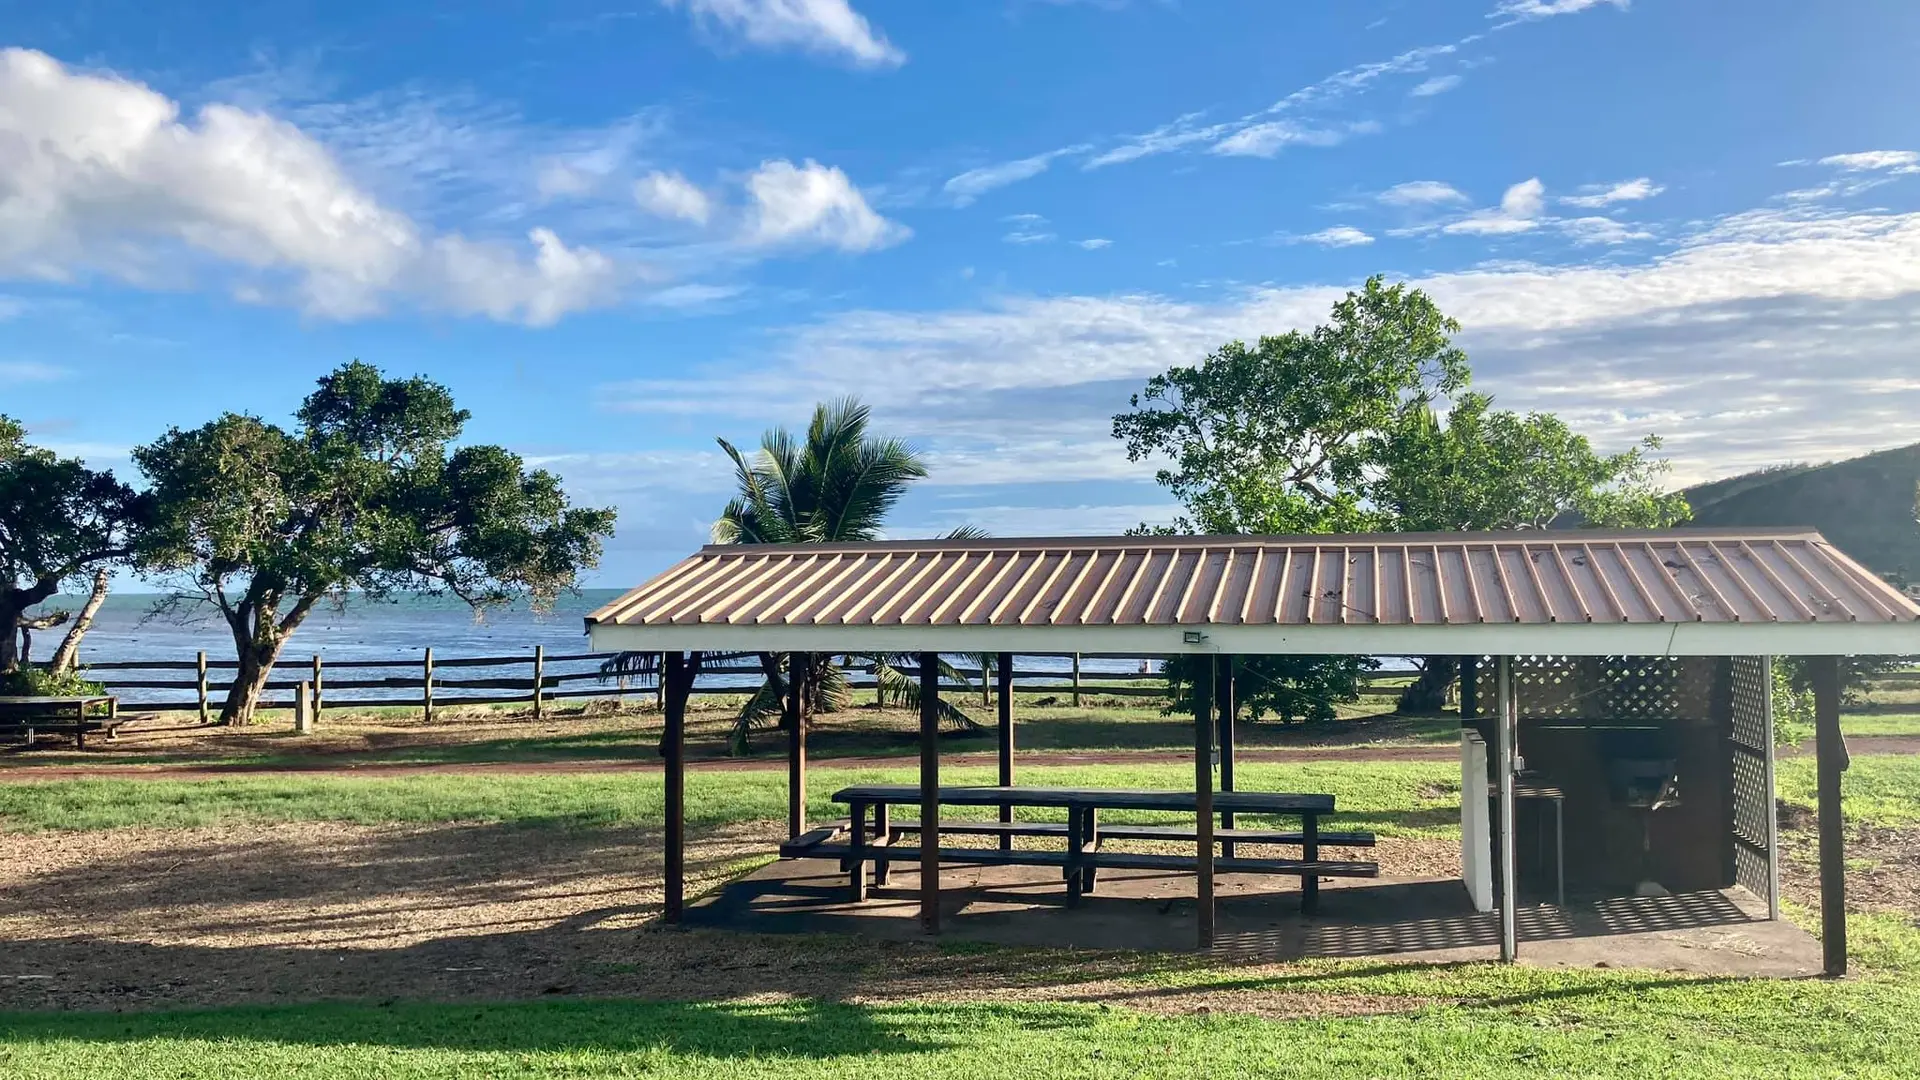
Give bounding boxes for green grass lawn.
[0,759,1466,837]
[4,751,1919,1077]
[6,753,1918,837]
[3,955,1919,1079]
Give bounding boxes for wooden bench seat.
[1084,850,1380,877]
[799,842,1079,870]
[1094,824,1376,847]
[0,717,128,750]
[883,820,1375,847]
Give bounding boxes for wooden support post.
[663,652,692,923]
[1217,654,1236,859]
[1194,653,1215,950]
[311,655,323,726]
[532,645,546,719]
[654,652,665,711]
[1071,652,1082,707]
[919,651,941,934]
[786,651,809,840]
[294,681,313,734]
[422,648,435,723]
[997,651,1014,851]
[195,651,209,725]
[1813,655,1848,976]
[1496,655,1518,963]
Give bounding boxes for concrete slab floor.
[687,857,1823,978]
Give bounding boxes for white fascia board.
[588,620,1920,657]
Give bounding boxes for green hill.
[1682,443,1920,580]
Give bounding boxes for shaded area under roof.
[587,529,1920,656]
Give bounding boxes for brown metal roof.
[589,529,1918,631]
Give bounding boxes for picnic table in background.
[0,695,123,749]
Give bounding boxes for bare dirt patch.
[0,821,1452,1018]
[1781,822,1920,918]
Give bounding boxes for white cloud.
[0,360,67,383]
[1379,180,1469,206]
[1410,75,1463,97]
[430,228,623,327]
[1292,226,1375,248]
[944,146,1088,205]
[0,48,618,324]
[1491,0,1629,22]
[1561,177,1664,207]
[1076,238,1113,250]
[595,198,1920,501]
[1085,114,1232,169]
[1212,120,1369,158]
[1442,177,1547,234]
[662,0,904,68]
[1819,150,1920,174]
[743,159,909,252]
[1555,216,1652,245]
[633,170,713,224]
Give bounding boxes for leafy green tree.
[1113,277,1470,536]
[0,416,148,676]
[1114,276,1688,718]
[134,362,616,724]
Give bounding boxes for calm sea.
[24,590,1146,705]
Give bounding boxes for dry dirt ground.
[0,820,1463,1017]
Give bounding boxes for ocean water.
[23,590,1144,706]
[27,590,621,667]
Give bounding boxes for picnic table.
[781,784,1379,914]
[0,695,123,749]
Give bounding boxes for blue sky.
[4,0,1920,586]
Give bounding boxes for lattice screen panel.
[1497,655,1716,721]
[1727,655,1777,912]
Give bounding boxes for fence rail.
[71,649,1417,724]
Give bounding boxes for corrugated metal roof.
[589,529,1918,631]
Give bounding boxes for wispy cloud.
[1379,180,1471,206]
[1287,226,1375,248]
[660,0,905,69]
[1213,120,1378,159]
[0,360,68,383]
[1560,177,1664,207]
[1490,0,1629,24]
[1075,238,1113,250]
[944,146,1089,206]
[1410,75,1463,97]
[1819,150,1920,174]
[597,199,1920,528]
[1002,212,1056,244]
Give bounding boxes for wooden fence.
[78,650,1411,722]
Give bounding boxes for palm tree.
[607,398,985,752]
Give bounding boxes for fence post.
[1072,653,1082,707]
[294,681,313,734]
[423,647,435,723]
[654,652,665,711]
[195,651,209,724]
[311,654,323,726]
[533,645,545,719]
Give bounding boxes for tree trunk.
[48,570,109,673]
[1397,656,1459,714]
[0,580,60,674]
[219,641,284,725]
